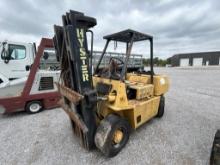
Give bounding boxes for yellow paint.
[128,84,154,100]
[93,72,169,129]
[76,28,89,82]
[108,95,116,102]
[113,129,124,144]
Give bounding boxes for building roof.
[170,51,220,58]
[176,51,220,56]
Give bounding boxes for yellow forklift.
[54,10,169,157]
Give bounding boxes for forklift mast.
[53,10,97,149]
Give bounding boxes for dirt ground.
[0,67,220,165]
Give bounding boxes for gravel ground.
[0,67,220,165]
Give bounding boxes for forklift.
[53,10,169,157]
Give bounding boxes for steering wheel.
[108,57,125,79]
[99,57,124,80]
[109,57,124,67]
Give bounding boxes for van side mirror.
[43,52,49,60]
[1,42,10,64]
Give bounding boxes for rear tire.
[156,95,165,118]
[210,130,220,165]
[95,114,131,157]
[26,101,43,114]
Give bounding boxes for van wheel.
[156,95,165,118]
[26,101,43,114]
[95,114,131,157]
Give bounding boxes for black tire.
[25,101,43,114]
[95,114,131,157]
[210,130,220,165]
[156,95,165,118]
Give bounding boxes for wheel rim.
[112,129,124,148]
[29,103,41,112]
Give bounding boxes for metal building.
[168,51,220,67]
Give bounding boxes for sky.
[0,0,220,59]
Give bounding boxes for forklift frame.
[94,29,154,83]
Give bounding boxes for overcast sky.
[0,0,219,58]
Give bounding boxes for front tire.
[26,101,43,114]
[156,95,165,118]
[95,114,131,157]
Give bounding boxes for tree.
[143,57,168,66]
